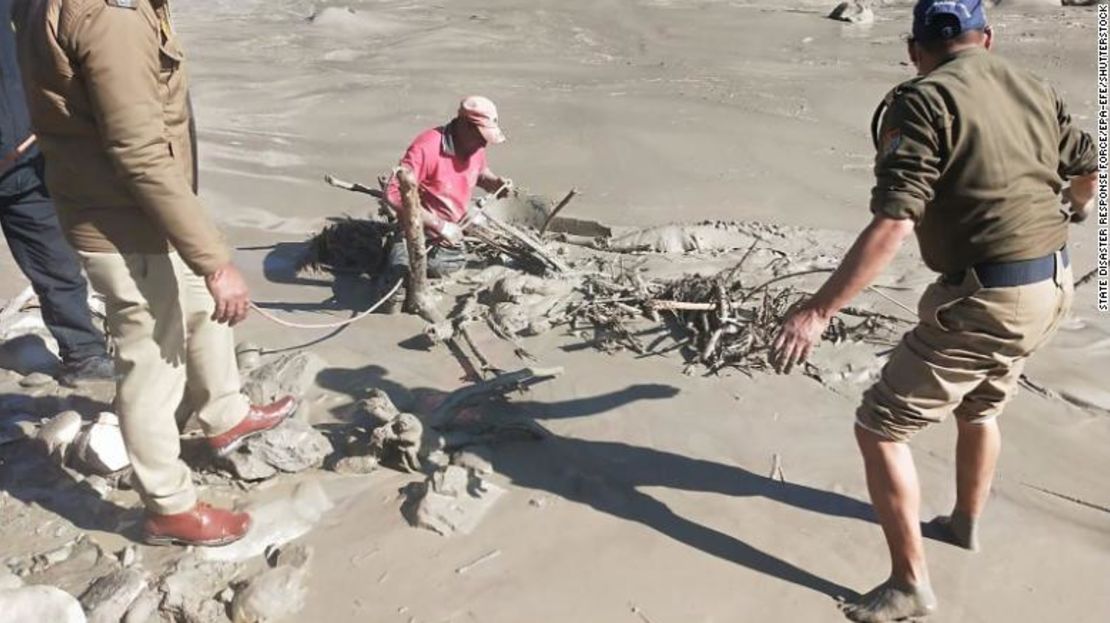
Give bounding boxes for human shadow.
[316,365,865,600]
[0,393,138,535]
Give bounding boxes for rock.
[353,389,399,427]
[828,0,875,24]
[230,547,312,623]
[451,445,494,475]
[0,567,23,590]
[243,419,331,474]
[332,454,379,475]
[217,587,235,604]
[158,557,242,623]
[80,567,147,623]
[122,588,159,623]
[219,451,279,482]
[32,540,76,573]
[37,410,83,460]
[118,546,139,568]
[406,466,506,536]
[72,414,130,475]
[0,585,87,623]
[235,343,263,372]
[19,371,55,388]
[241,352,324,406]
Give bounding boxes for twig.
[323,173,385,199]
[0,285,36,325]
[455,549,502,574]
[539,188,579,236]
[1076,268,1098,289]
[430,367,564,428]
[482,212,572,273]
[1019,482,1110,515]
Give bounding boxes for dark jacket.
[0,0,44,199]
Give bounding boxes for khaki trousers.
[857,254,1073,442]
[80,251,248,514]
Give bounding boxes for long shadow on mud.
[507,391,869,601]
[317,365,868,600]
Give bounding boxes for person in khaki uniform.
[13,0,298,546]
[771,1,1096,621]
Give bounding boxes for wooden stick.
[482,212,572,273]
[324,173,385,199]
[395,167,443,323]
[539,188,579,236]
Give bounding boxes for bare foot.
[840,578,937,622]
[931,510,980,551]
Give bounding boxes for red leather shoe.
[143,503,251,547]
[208,395,298,457]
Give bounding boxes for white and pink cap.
[458,95,506,145]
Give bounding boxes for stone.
[118,545,139,568]
[241,352,324,406]
[37,410,83,460]
[0,567,23,590]
[240,419,331,474]
[407,466,506,537]
[19,372,55,388]
[235,343,263,372]
[32,540,76,573]
[122,588,159,623]
[219,451,279,482]
[231,564,308,623]
[80,567,147,623]
[353,389,399,427]
[217,587,235,604]
[0,585,87,623]
[451,445,494,475]
[828,1,875,24]
[0,414,37,447]
[332,454,379,475]
[72,413,130,475]
[159,557,243,623]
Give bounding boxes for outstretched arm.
[771,215,915,373]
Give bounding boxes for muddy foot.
[839,578,937,622]
[930,510,980,551]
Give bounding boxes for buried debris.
[404,465,506,537]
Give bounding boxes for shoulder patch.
[106,0,138,9]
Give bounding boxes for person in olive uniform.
[1,0,113,385]
[14,0,299,546]
[771,1,1096,621]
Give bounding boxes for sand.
[1,1,1108,622]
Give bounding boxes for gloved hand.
[436,220,465,247]
[463,204,489,228]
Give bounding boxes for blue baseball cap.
[912,0,988,42]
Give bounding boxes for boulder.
[0,585,87,623]
[241,352,324,405]
[80,567,147,623]
[72,413,130,475]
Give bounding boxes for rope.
[247,278,402,330]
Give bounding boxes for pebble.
[19,372,55,388]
